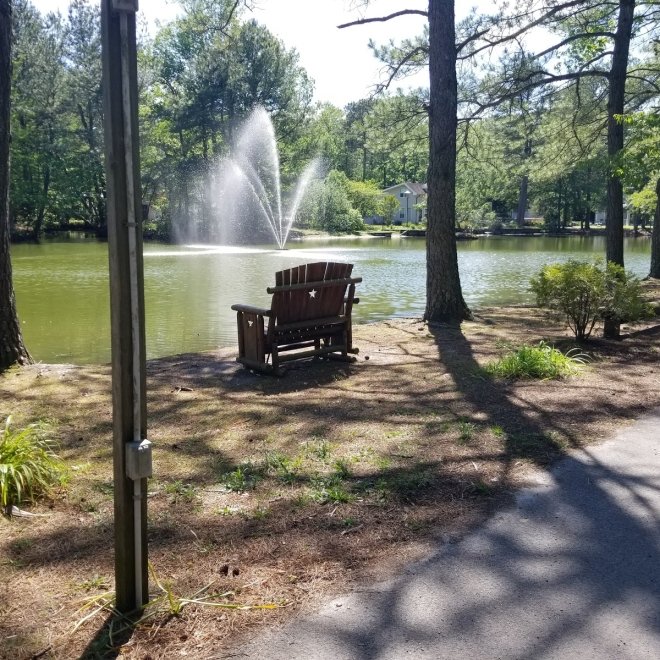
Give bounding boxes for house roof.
[383,182,427,195]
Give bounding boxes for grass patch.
[458,421,477,444]
[264,451,302,484]
[485,341,587,380]
[306,439,332,461]
[220,463,261,492]
[309,475,354,504]
[0,417,67,512]
[333,459,352,478]
[163,480,198,503]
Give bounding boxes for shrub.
[458,203,499,233]
[530,260,653,339]
[485,341,587,380]
[295,171,365,234]
[0,417,65,512]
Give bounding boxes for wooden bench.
[231,262,361,375]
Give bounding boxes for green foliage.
[0,417,66,510]
[295,170,364,234]
[458,203,499,232]
[628,186,657,217]
[10,0,108,237]
[457,420,476,444]
[531,260,653,339]
[309,474,354,504]
[220,463,260,492]
[485,341,587,380]
[616,113,660,225]
[380,194,399,222]
[163,480,198,503]
[345,179,389,218]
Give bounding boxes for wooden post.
[101,0,148,613]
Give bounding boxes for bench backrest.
[269,262,355,325]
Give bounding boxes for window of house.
[399,212,405,219]
[399,191,405,197]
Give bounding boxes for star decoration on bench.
[309,289,317,298]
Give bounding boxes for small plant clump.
[0,417,66,513]
[530,259,653,339]
[485,341,587,380]
[220,464,261,492]
[163,480,198,503]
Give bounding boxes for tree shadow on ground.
[234,323,660,658]
[3,315,660,658]
[259,428,660,659]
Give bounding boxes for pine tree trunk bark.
[604,0,634,339]
[0,0,31,370]
[650,177,660,279]
[424,0,470,323]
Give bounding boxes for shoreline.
[10,225,653,245]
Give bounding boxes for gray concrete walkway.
[229,411,660,659]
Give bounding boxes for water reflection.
[11,235,651,364]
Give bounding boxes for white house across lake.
[381,182,427,224]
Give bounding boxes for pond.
[11,234,652,364]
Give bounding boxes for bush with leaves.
[0,417,66,513]
[295,170,364,233]
[458,203,501,233]
[530,260,653,340]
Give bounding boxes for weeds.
[458,421,476,444]
[333,459,352,478]
[307,439,332,461]
[485,341,588,380]
[77,575,111,592]
[491,425,505,438]
[264,451,301,485]
[309,475,354,504]
[164,480,198,503]
[216,505,241,516]
[72,564,285,644]
[221,464,260,492]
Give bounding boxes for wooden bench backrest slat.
[270,262,354,325]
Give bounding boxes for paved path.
[229,411,660,659]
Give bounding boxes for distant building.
[382,182,427,224]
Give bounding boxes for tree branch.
[470,70,611,117]
[337,9,427,30]
[457,0,589,59]
[375,45,427,94]
[531,31,616,60]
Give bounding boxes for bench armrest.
[231,304,271,317]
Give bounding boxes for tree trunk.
[650,176,660,279]
[424,0,470,323]
[516,175,528,227]
[0,0,31,370]
[604,0,634,339]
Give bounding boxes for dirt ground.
[1,296,660,659]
